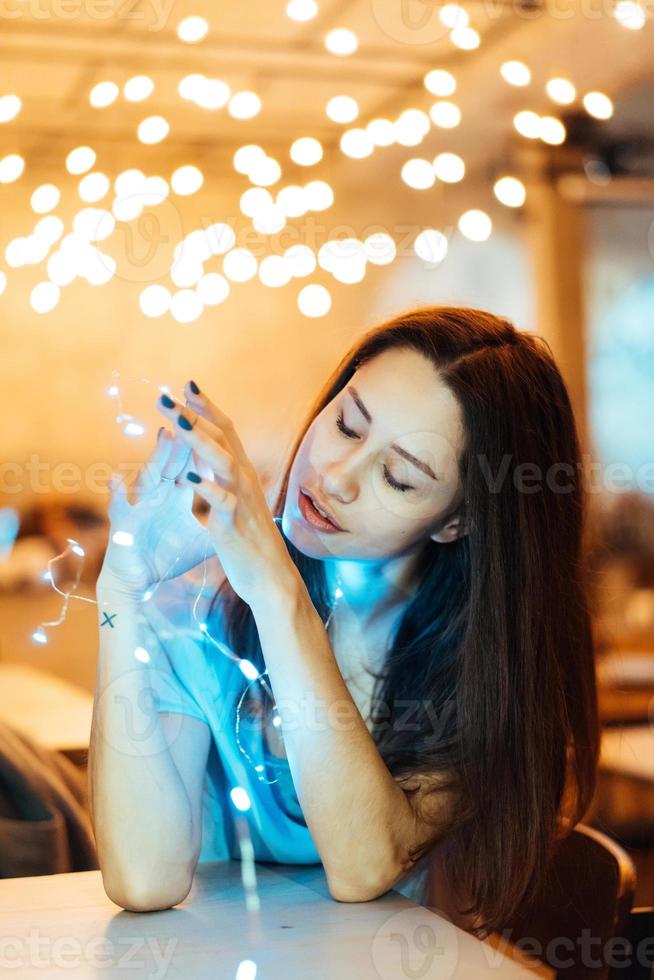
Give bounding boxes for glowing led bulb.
[276,185,307,217]
[450,26,480,49]
[138,116,169,144]
[234,144,266,175]
[325,28,358,55]
[433,152,465,183]
[124,75,154,101]
[513,110,541,139]
[613,0,645,28]
[326,96,359,123]
[286,0,317,20]
[284,243,316,277]
[540,116,566,145]
[238,659,260,680]
[79,172,110,203]
[424,70,456,96]
[0,154,24,183]
[31,184,61,214]
[401,158,435,190]
[134,646,150,663]
[196,273,229,306]
[367,118,395,146]
[90,81,119,108]
[230,787,252,811]
[414,229,448,264]
[429,101,461,128]
[66,146,96,175]
[439,3,469,27]
[501,61,531,86]
[546,78,576,105]
[171,165,204,195]
[458,209,492,242]
[298,283,331,317]
[583,91,613,119]
[177,16,208,42]
[139,284,172,318]
[32,629,48,644]
[290,137,323,166]
[340,128,373,158]
[30,281,60,313]
[223,248,257,282]
[170,289,204,324]
[494,176,526,207]
[0,95,21,123]
[111,530,134,546]
[304,180,333,210]
[228,92,261,119]
[363,232,396,266]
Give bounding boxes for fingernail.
[189,380,200,395]
[186,471,202,483]
[177,414,193,431]
[160,394,175,409]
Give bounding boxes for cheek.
[370,481,456,528]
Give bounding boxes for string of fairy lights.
[1,0,648,956]
[0,0,634,320]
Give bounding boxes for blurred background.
[0,0,653,902]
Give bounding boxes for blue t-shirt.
[141,571,430,903]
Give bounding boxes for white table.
[0,662,93,757]
[0,861,551,978]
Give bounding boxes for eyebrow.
[346,386,439,481]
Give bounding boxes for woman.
[90,305,599,938]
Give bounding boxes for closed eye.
[335,411,414,493]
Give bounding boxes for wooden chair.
[423,824,654,979]
[496,824,654,980]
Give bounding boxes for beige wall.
[0,164,534,514]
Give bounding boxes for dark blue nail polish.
[160,394,175,409]
[186,471,201,483]
[177,414,193,430]
[189,380,200,395]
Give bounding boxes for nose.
[320,459,358,505]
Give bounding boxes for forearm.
[89,576,196,904]
[249,570,417,897]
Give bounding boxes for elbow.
[326,865,401,904]
[102,874,194,913]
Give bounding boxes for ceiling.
[0,0,651,188]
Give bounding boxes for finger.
[157,397,235,484]
[107,470,130,518]
[156,393,229,450]
[161,426,193,481]
[182,381,249,465]
[134,427,174,499]
[184,469,236,515]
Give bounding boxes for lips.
[299,485,346,531]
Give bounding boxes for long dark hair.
[205,305,599,936]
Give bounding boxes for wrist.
[96,572,145,606]
[248,563,304,617]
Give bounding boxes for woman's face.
[281,346,467,561]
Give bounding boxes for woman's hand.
[99,411,214,599]
[156,381,299,608]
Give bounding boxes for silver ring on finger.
[160,475,177,483]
